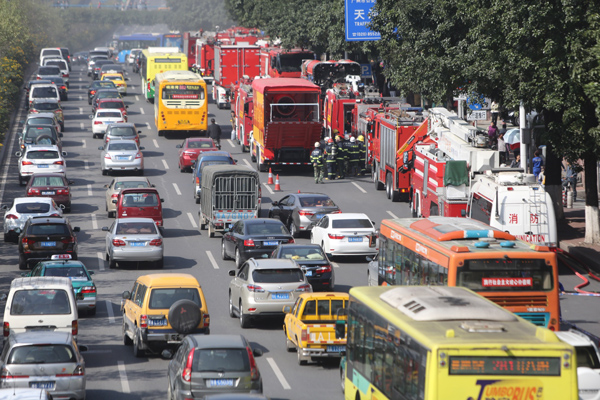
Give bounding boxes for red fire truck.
[323,83,357,137]
[183,31,202,70]
[212,44,261,109]
[194,39,216,84]
[232,76,254,153]
[260,48,315,78]
[250,78,322,171]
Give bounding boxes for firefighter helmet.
[327,137,334,144]
[332,129,339,134]
[350,137,356,143]
[357,135,365,142]
[314,142,320,147]
[335,135,342,142]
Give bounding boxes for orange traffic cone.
[267,168,274,185]
[274,174,281,191]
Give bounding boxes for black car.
[221,218,294,268]
[92,60,115,80]
[47,76,68,101]
[268,192,340,237]
[270,243,334,291]
[91,88,121,112]
[18,216,80,270]
[88,80,117,104]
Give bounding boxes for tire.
[109,256,117,269]
[373,165,384,190]
[18,254,27,270]
[340,362,346,393]
[105,252,109,262]
[132,329,144,357]
[285,330,295,352]
[385,173,392,199]
[239,300,250,328]
[208,223,214,238]
[228,293,236,318]
[289,221,299,238]
[195,197,200,204]
[3,233,8,242]
[169,299,202,334]
[108,211,115,218]
[297,343,307,365]
[235,248,243,269]
[123,320,132,346]
[221,240,230,260]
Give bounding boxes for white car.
[90,109,125,138]
[310,212,379,258]
[556,329,600,400]
[2,197,63,242]
[43,58,69,86]
[16,145,67,185]
[127,48,142,65]
[99,139,144,175]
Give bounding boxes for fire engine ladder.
[524,186,545,237]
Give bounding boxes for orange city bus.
[371,216,560,331]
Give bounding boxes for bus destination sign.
[449,356,560,376]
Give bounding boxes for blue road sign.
[467,94,485,111]
[360,64,372,78]
[345,0,381,42]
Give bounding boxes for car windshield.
[108,142,137,151]
[44,266,88,279]
[32,176,65,186]
[109,127,135,136]
[98,112,122,118]
[193,349,250,372]
[100,101,124,109]
[279,247,325,261]
[246,223,288,235]
[114,180,149,190]
[148,288,201,309]
[27,151,59,160]
[38,67,60,75]
[331,219,372,229]
[15,203,51,213]
[30,224,70,236]
[10,289,71,315]
[115,222,157,235]
[252,268,305,283]
[31,87,58,97]
[299,196,336,207]
[8,344,76,364]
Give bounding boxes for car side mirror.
[253,348,263,357]
[137,130,141,134]
[98,146,104,150]
[69,180,75,185]
[103,184,109,188]
[139,146,145,150]
[73,227,80,232]
[335,320,346,340]
[366,256,373,262]
[176,144,182,148]
[111,199,117,204]
[272,201,278,206]
[160,198,164,203]
[151,184,156,187]
[228,270,236,277]
[78,345,88,352]
[62,151,67,156]
[283,306,291,313]
[122,291,131,300]
[125,105,129,109]
[89,115,93,119]
[101,226,109,231]
[14,151,22,157]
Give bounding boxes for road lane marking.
[352,182,367,193]
[84,160,89,170]
[331,262,340,268]
[97,252,105,271]
[140,107,145,115]
[91,213,98,230]
[105,300,115,324]
[117,361,131,393]
[87,184,93,196]
[80,122,85,131]
[135,95,140,101]
[153,139,159,148]
[266,357,291,390]
[262,182,274,195]
[79,95,83,101]
[243,159,252,168]
[187,212,197,228]
[82,139,86,148]
[206,251,219,269]
[228,139,235,148]
[161,159,169,170]
[387,211,399,219]
[173,183,181,195]
[79,107,83,115]
[146,122,151,130]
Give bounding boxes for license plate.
[263,241,278,246]
[148,318,167,326]
[37,164,49,168]
[41,191,56,195]
[116,156,129,160]
[348,236,363,242]
[209,379,234,387]
[271,292,289,300]
[41,241,56,247]
[327,345,346,353]
[305,270,313,276]
[129,241,146,247]
[30,382,55,389]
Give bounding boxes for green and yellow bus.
[341,286,577,400]
[153,70,208,136]
[140,47,187,102]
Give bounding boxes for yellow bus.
[153,70,208,136]
[341,286,577,400]
[139,47,187,102]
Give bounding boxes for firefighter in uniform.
[348,136,360,177]
[357,135,366,176]
[323,137,338,180]
[335,135,346,179]
[310,142,324,184]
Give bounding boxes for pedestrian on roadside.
[323,137,338,180]
[357,135,366,175]
[498,121,507,136]
[230,111,236,141]
[538,166,546,186]
[510,154,521,168]
[207,118,222,149]
[497,133,507,165]
[310,142,324,184]
[488,122,498,148]
[348,137,360,177]
[532,150,544,179]
[491,100,500,125]
[564,162,578,201]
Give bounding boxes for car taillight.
[243,239,255,247]
[60,86,66,90]
[5,214,18,219]
[298,210,314,216]
[149,238,162,246]
[94,121,103,125]
[140,315,148,329]
[50,213,60,217]
[57,189,69,195]
[246,347,260,380]
[90,90,96,96]
[111,193,118,199]
[1,366,28,379]
[295,284,312,292]
[63,73,69,78]
[316,265,332,274]
[328,233,344,240]
[246,284,264,293]
[112,239,126,246]
[203,314,210,328]
[301,328,307,342]
[54,161,64,165]
[72,320,78,336]
[104,154,112,159]
[21,161,33,166]
[287,238,295,244]
[135,152,142,159]
[182,349,194,382]
[22,237,34,246]
[331,210,342,214]
[62,236,75,244]
[195,177,199,185]
[3,322,9,337]
[81,286,96,294]
[183,151,195,156]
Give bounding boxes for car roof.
[188,334,246,349]
[10,331,72,345]
[556,330,597,347]
[135,273,200,288]
[199,151,232,158]
[10,276,73,290]
[249,258,299,270]
[297,292,349,301]
[188,137,213,142]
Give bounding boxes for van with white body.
[3,276,79,342]
[39,48,63,64]
[468,170,557,246]
[28,83,60,106]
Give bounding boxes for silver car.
[2,197,63,242]
[103,122,141,144]
[99,139,144,175]
[102,217,164,268]
[268,192,341,237]
[0,388,52,399]
[0,332,86,400]
[228,258,312,328]
[104,176,154,218]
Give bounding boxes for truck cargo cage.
[213,175,259,210]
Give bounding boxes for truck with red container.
[212,44,261,109]
[260,48,315,79]
[250,78,322,171]
[232,76,254,152]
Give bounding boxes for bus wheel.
[158,130,163,137]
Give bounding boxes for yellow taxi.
[121,273,210,357]
[101,72,127,95]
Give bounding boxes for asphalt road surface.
[0,65,597,400]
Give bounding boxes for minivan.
[114,188,164,227]
[43,58,69,86]
[29,84,60,106]
[39,47,62,64]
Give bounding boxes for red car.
[96,98,128,121]
[25,173,74,212]
[176,137,218,172]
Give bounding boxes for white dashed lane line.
[117,361,131,393]
[80,122,84,131]
[187,212,197,228]
[87,184,93,196]
[105,300,115,324]
[266,357,291,390]
[262,182,274,195]
[173,183,181,195]
[161,159,169,170]
[140,107,145,115]
[206,251,219,269]
[97,251,105,272]
[84,160,89,170]
[387,211,399,219]
[146,122,151,130]
[243,159,252,168]
[91,213,98,230]
[82,139,86,149]
[153,139,159,148]
[352,182,367,193]
[135,95,140,101]
[228,139,235,148]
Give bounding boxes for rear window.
[331,219,372,229]
[27,118,53,126]
[279,246,325,261]
[98,91,119,99]
[32,176,65,186]
[46,60,67,69]
[15,203,50,213]
[29,223,70,236]
[246,223,288,236]
[575,346,600,369]
[38,67,60,75]
[98,111,122,118]
[25,127,55,139]
[108,127,136,137]
[27,151,59,160]
[252,268,304,283]
[121,193,158,207]
[114,180,149,189]
[108,142,137,151]
[103,75,123,81]
[10,289,71,315]
[94,81,116,88]
[115,221,157,235]
[299,196,336,207]
[100,101,124,108]
[148,288,201,309]
[42,49,61,57]
[43,265,88,279]
[193,349,249,372]
[31,87,58,97]
[188,140,214,149]
[8,344,76,364]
